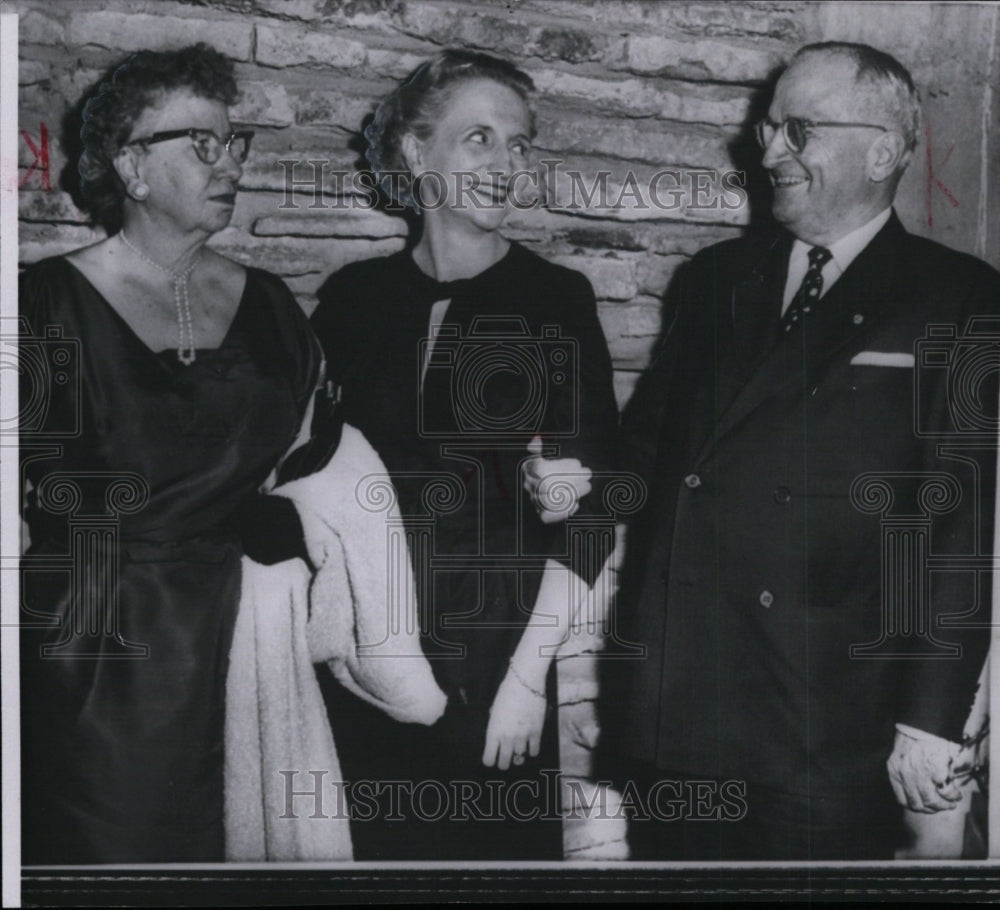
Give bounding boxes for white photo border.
[3,2,999,903]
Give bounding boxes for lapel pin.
[852,313,864,325]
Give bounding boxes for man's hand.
[522,435,593,524]
[887,728,963,813]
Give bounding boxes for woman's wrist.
[507,657,547,699]
[238,493,310,567]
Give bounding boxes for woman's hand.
[522,435,592,524]
[482,661,549,770]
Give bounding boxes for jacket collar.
[694,213,908,464]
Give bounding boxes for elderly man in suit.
[616,41,999,860]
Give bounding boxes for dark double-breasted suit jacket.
[621,213,999,800]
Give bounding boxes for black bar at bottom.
[19,863,1000,905]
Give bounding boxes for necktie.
[781,246,833,332]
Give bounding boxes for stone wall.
[15,0,1000,406]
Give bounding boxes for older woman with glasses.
[19,44,323,863]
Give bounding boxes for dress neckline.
[402,242,520,302]
[57,256,251,369]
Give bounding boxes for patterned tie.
[781,245,833,332]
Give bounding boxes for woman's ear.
[113,145,149,201]
[401,132,423,175]
[113,145,141,187]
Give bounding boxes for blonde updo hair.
[364,48,536,210]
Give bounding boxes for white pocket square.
[850,351,915,367]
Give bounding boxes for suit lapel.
[731,234,792,379]
[694,214,906,465]
[680,233,789,462]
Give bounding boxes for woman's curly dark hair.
[364,49,535,210]
[78,43,238,233]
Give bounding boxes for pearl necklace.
[119,230,202,365]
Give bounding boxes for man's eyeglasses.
[125,128,254,165]
[755,117,888,154]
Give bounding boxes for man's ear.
[868,131,909,184]
[401,133,423,175]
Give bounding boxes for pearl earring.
[130,182,149,201]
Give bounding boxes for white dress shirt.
[781,207,893,314]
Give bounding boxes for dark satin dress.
[311,242,619,859]
[19,256,320,864]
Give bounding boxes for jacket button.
[773,486,791,504]
[758,589,774,608]
[684,473,701,489]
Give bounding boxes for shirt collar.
[402,242,521,305]
[826,207,893,273]
[789,207,893,275]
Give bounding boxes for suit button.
[773,486,791,504]
[758,589,774,608]
[684,474,701,489]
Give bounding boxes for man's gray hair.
[795,42,922,152]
